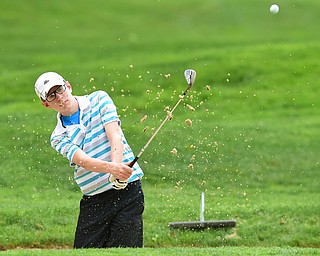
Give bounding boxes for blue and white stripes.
[50,91,143,195]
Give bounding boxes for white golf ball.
[270,4,279,14]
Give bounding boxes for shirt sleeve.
[97,91,120,125]
[50,132,81,163]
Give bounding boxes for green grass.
[2,247,320,256]
[1,0,320,255]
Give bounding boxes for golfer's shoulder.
[87,91,115,109]
[87,90,110,101]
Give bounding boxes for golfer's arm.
[72,150,117,174]
[104,121,124,163]
[71,121,124,173]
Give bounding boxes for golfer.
[34,71,144,248]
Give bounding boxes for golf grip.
[128,156,139,168]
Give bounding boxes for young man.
[34,71,144,248]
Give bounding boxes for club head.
[184,69,197,87]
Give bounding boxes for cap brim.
[40,82,64,99]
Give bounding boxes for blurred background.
[0,0,319,249]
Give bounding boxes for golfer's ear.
[41,100,50,108]
[65,81,72,92]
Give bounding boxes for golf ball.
[270,4,279,14]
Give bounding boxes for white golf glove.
[109,174,128,190]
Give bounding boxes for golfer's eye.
[56,85,65,94]
[46,93,56,102]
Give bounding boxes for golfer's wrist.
[106,162,118,175]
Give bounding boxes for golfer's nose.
[55,93,64,102]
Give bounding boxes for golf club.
[111,69,196,189]
[129,69,196,167]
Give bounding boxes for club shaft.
[129,87,191,167]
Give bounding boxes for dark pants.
[74,180,144,248]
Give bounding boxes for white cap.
[34,72,65,100]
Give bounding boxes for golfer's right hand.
[110,162,132,180]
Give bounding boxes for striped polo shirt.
[50,90,143,195]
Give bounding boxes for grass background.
[0,0,319,255]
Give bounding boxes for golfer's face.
[46,84,72,111]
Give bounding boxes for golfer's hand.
[110,162,132,180]
[109,163,132,190]
[109,175,128,190]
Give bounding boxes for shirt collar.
[54,95,90,132]
[75,95,90,111]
